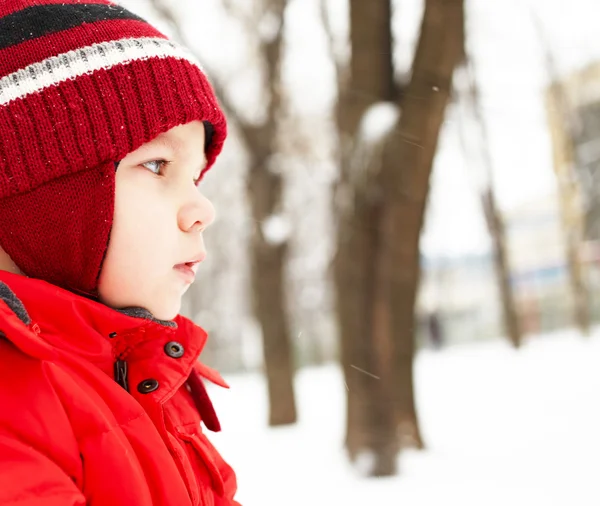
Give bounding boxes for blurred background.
[124,0,600,504]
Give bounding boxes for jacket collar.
[0,271,216,379]
[0,271,229,431]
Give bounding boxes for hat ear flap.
[0,161,115,298]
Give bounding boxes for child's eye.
[142,159,201,185]
[141,159,169,176]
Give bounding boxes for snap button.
[108,332,117,338]
[164,341,184,358]
[137,379,159,394]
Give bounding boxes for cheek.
[100,187,175,294]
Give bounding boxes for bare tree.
[325,0,465,476]
[150,0,297,425]
[456,62,523,348]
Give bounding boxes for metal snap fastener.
[137,379,159,394]
[164,341,184,359]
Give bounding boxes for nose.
[178,191,216,233]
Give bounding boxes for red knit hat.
[0,0,227,298]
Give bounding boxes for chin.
[149,299,181,322]
[98,278,183,321]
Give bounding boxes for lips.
[174,263,196,283]
[182,251,206,265]
[174,252,206,283]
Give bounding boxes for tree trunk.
[246,0,298,426]
[384,0,464,445]
[482,190,523,347]
[334,0,398,476]
[334,0,464,475]
[460,60,524,348]
[336,186,400,473]
[249,163,297,425]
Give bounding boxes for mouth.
[174,252,206,283]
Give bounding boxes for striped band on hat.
[0,37,203,106]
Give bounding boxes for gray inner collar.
[0,281,176,329]
[116,307,177,328]
[0,282,30,325]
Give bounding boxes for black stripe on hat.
[0,4,144,51]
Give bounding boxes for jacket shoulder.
[0,338,85,504]
[0,337,81,476]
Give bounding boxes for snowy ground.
[207,329,600,506]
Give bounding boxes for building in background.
[547,61,600,239]
[417,187,600,348]
[544,59,600,333]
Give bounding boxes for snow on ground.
[206,329,600,506]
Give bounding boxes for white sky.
[423,0,600,257]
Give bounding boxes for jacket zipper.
[114,358,129,392]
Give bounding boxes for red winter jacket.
[0,271,239,505]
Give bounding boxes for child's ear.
[203,121,214,151]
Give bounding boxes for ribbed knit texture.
[0,0,227,297]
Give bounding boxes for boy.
[0,1,239,504]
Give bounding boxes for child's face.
[98,120,215,320]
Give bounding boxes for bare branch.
[247,0,287,148]
[319,0,343,92]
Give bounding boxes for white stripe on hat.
[0,37,203,106]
